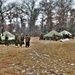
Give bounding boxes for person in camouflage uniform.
[5,34,9,45]
[18,33,24,47]
[39,33,44,40]
[0,35,2,44]
[25,35,31,47]
[15,34,19,47]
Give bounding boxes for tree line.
[0,0,75,36]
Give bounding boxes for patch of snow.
[60,38,69,42]
[21,70,26,73]
[71,63,75,66]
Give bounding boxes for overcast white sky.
[7,0,41,4]
[7,0,21,3]
[6,0,21,4]
[7,0,75,9]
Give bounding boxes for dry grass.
[0,37,75,75]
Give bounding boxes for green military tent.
[1,31,15,41]
[59,30,72,36]
[44,30,60,40]
[44,30,59,37]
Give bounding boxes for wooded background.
[0,0,75,36]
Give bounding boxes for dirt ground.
[0,37,75,75]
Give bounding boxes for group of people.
[4,33,31,47]
[15,33,31,47]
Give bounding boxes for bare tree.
[0,0,14,33]
[40,0,56,32]
[0,0,15,23]
[0,0,6,23]
[55,0,73,31]
[21,0,40,34]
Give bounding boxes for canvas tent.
[59,30,72,36]
[1,31,15,41]
[44,30,59,37]
[44,30,60,40]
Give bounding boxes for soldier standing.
[28,35,31,47]
[5,34,9,45]
[25,35,31,47]
[18,33,24,47]
[21,33,24,45]
[0,35,2,44]
[15,34,19,47]
[39,33,44,40]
